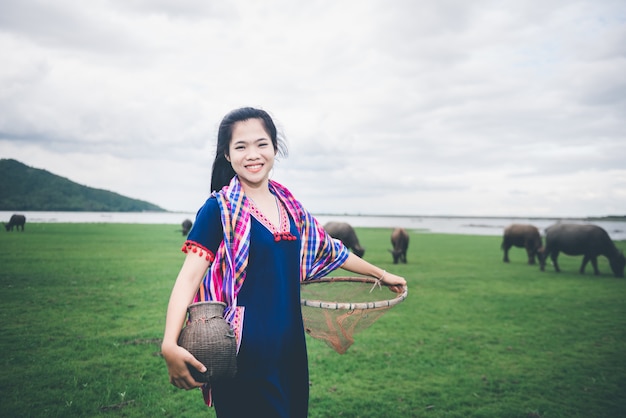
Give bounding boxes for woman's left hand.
[381,271,407,293]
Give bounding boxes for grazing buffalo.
[182,219,193,236]
[324,222,365,257]
[390,228,409,264]
[4,214,26,232]
[539,223,625,278]
[501,224,542,264]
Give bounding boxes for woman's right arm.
[161,253,211,390]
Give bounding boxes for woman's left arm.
[339,253,407,293]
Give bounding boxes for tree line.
[0,159,165,212]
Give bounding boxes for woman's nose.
[245,148,260,159]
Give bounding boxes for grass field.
[0,223,625,417]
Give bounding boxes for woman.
[162,107,406,417]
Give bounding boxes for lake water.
[3,211,625,240]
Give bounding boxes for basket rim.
[300,276,408,310]
[188,301,227,308]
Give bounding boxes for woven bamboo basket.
[177,301,237,383]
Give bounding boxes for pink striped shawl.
[194,176,349,350]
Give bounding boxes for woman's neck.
[240,180,271,201]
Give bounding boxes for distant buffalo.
[324,222,365,257]
[4,214,26,232]
[539,223,625,278]
[501,224,542,265]
[390,228,409,264]
[182,219,193,236]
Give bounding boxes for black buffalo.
[4,214,26,232]
[539,223,625,278]
[182,219,193,236]
[390,228,409,264]
[501,224,542,264]
[323,222,365,257]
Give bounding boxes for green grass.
[1,224,625,417]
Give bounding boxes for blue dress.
[187,197,308,417]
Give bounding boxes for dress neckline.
[247,195,296,242]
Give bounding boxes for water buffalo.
[4,214,26,232]
[389,228,409,264]
[539,223,625,278]
[323,222,365,257]
[182,219,193,236]
[501,224,542,264]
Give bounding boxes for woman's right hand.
[161,253,213,390]
[161,342,207,390]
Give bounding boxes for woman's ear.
[225,153,230,162]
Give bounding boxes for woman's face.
[226,118,276,190]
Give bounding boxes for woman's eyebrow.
[233,137,269,145]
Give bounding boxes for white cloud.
[1,0,625,217]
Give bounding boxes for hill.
[0,159,165,212]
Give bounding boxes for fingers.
[163,345,207,390]
[382,273,407,289]
[189,358,207,377]
[171,374,204,390]
[169,362,206,390]
[384,282,407,294]
[389,284,405,294]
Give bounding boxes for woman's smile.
[245,163,264,172]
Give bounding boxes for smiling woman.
[161,107,406,417]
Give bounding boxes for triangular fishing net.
[300,276,408,354]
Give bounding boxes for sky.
[1,0,625,218]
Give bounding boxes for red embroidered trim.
[181,240,215,262]
[248,197,296,242]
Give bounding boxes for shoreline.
[3,211,625,240]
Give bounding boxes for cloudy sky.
[1,0,625,217]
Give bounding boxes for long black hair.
[210,107,288,192]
